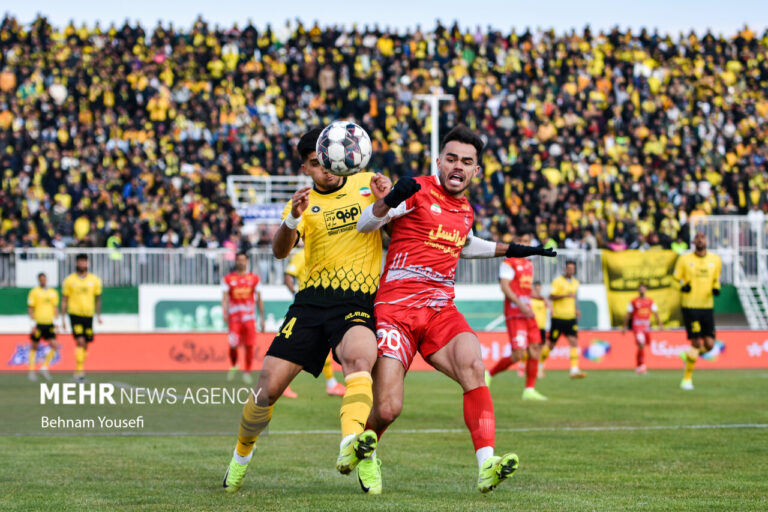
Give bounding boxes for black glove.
[680,283,691,293]
[712,288,720,296]
[384,177,421,208]
[505,243,557,258]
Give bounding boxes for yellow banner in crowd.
[602,250,682,328]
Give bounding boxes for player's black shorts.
[30,324,56,342]
[266,303,375,377]
[682,308,715,340]
[550,318,578,343]
[540,329,546,345]
[69,315,95,342]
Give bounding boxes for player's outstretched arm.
[273,187,311,258]
[461,235,558,259]
[357,176,420,232]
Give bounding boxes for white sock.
[233,447,253,465]
[476,446,494,469]
[524,386,534,390]
[570,367,580,374]
[326,377,337,388]
[340,433,356,449]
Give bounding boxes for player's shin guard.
[243,346,254,372]
[525,355,538,389]
[28,348,36,370]
[489,356,513,377]
[683,347,698,381]
[569,347,579,370]
[540,344,551,363]
[236,391,273,458]
[340,372,373,439]
[463,386,495,457]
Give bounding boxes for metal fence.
[691,215,768,286]
[4,218,765,288]
[1,247,605,287]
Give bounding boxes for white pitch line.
[5,423,768,437]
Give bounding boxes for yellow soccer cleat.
[357,454,382,495]
[336,430,377,475]
[477,453,519,493]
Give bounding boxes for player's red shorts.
[374,302,473,370]
[505,316,542,351]
[633,329,651,345]
[228,315,256,347]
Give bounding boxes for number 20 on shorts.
[377,328,402,351]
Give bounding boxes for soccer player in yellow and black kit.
[540,260,586,378]
[223,128,392,493]
[27,272,59,381]
[61,254,103,382]
[284,249,346,397]
[674,231,722,390]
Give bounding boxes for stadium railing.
[3,248,604,287]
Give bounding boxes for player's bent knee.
[511,348,525,362]
[377,400,402,425]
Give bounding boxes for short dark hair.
[440,125,484,159]
[298,128,323,162]
[533,280,541,286]
[38,272,46,278]
[517,224,534,237]
[76,253,88,262]
[565,259,577,267]
[236,251,248,259]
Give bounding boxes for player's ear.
[473,165,481,178]
[299,163,307,176]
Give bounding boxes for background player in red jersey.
[356,125,555,494]
[622,283,661,374]
[486,227,547,401]
[222,252,265,384]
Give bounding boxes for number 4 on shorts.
[281,317,297,339]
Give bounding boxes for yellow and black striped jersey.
[282,172,381,307]
[673,252,722,309]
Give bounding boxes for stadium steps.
[734,277,768,330]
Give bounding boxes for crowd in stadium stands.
[1,14,767,254]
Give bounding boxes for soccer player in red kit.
[356,125,555,494]
[622,283,661,374]
[222,252,265,384]
[485,227,547,401]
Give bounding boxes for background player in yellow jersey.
[284,249,346,396]
[526,281,549,376]
[27,272,59,381]
[223,128,392,493]
[540,260,586,378]
[61,254,103,382]
[674,231,722,390]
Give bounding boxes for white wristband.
[283,213,301,230]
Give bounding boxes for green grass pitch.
[2,369,767,511]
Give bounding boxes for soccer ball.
[316,121,372,176]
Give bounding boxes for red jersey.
[222,272,262,321]
[627,296,656,331]
[500,257,534,319]
[375,175,474,308]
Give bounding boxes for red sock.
[525,355,538,388]
[244,345,254,372]
[365,420,388,441]
[637,345,645,366]
[463,386,495,451]
[229,347,238,367]
[489,357,513,377]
